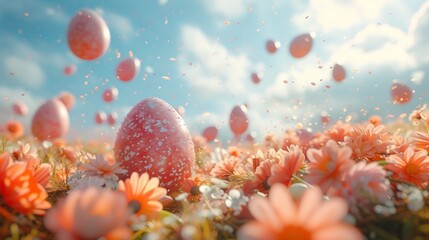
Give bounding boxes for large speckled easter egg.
[67,9,110,60]
[114,97,195,193]
[31,99,70,141]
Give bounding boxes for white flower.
[80,154,127,189]
[225,189,248,215]
[67,170,84,188]
[74,176,105,190]
[199,185,225,200]
[407,188,424,212]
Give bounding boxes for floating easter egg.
[64,64,77,76]
[296,129,313,147]
[31,99,70,141]
[245,132,255,144]
[67,9,110,60]
[251,73,261,84]
[321,111,330,125]
[103,87,118,103]
[12,101,28,116]
[289,33,313,58]
[57,92,75,111]
[230,105,248,136]
[266,40,280,54]
[332,64,346,82]
[116,58,141,82]
[95,111,107,124]
[115,97,195,193]
[202,126,218,142]
[107,112,118,125]
[391,82,413,104]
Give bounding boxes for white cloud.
[159,0,168,6]
[330,24,415,71]
[0,1,68,24]
[4,56,46,88]
[293,0,387,32]
[411,70,425,85]
[97,9,134,38]
[0,35,69,89]
[178,25,251,95]
[409,0,429,64]
[202,0,247,18]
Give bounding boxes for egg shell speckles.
[31,99,70,141]
[114,97,195,193]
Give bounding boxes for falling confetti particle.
[345,115,352,123]
[162,76,171,80]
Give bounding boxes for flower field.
[2,108,429,239]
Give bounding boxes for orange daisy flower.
[368,115,382,126]
[0,163,51,215]
[324,120,350,143]
[4,120,24,139]
[238,184,363,240]
[22,154,51,188]
[386,147,429,188]
[181,177,203,202]
[118,172,167,219]
[305,140,354,192]
[210,156,241,180]
[268,145,305,187]
[244,160,275,195]
[411,131,429,151]
[44,187,131,240]
[343,124,391,161]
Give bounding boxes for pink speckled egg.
[202,126,218,142]
[103,87,118,103]
[64,64,77,76]
[289,33,313,58]
[67,9,110,60]
[95,111,107,124]
[391,82,413,104]
[229,105,248,136]
[251,72,261,84]
[57,91,75,111]
[107,112,118,125]
[12,101,28,116]
[31,99,70,141]
[115,97,195,193]
[116,58,141,82]
[266,40,280,54]
[332,64,346,82]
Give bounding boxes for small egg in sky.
[289,33,313,58]
[116,57,141,82]
[103,87,119,103]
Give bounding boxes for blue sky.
[1,0,429,143]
